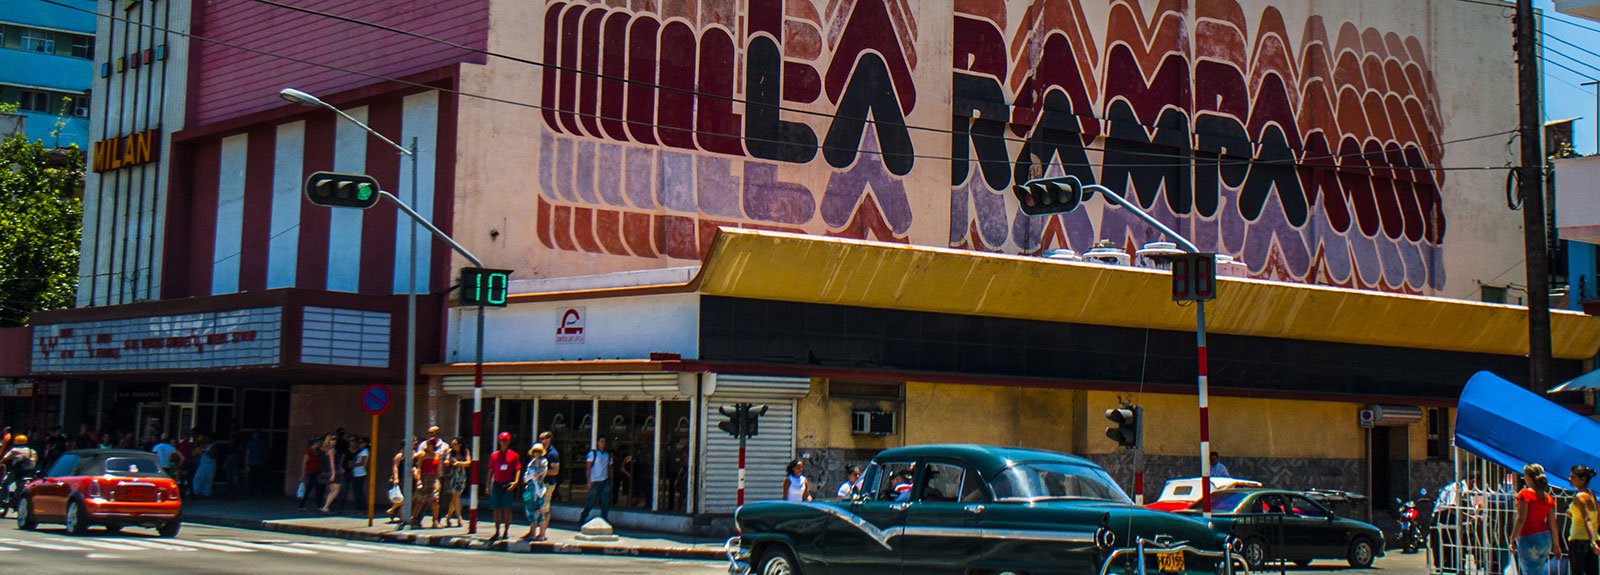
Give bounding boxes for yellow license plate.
[1157,551,1186,572]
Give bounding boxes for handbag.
[296,480,306,499]
[388,485,404,504]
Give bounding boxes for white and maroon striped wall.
[161,88,456,299]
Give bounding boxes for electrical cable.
[45,0,1516,173]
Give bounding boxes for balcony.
[1556,0,1600,21]
[0,48,92,93]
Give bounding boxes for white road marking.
[0,538,91,551]
[74,539,147,551]
[85,553,127,559]
[119,539,193,551]
[161,538,254,552]
[332,541,431,554]
[203,538,317,555]
[0,545,18,552]
[287,542,371,554]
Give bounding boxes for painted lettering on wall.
[530,0,1452,293]
[91,129,161,172]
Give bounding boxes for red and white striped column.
[1197,300,1212,518]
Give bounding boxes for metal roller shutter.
[701,397,795,513]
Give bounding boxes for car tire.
[1347,538,1376,569]
[158,521,181,538]
[65,499,90,535]
[756,545,801,575]
[1242,538,1270,570]
[15,496,36,530]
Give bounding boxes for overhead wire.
[45,0,1517,173]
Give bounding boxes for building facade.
[2,0,95,148]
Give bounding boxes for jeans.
[579,480,611,524]
[1518,532,1552,575]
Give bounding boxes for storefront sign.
[32,307,282,373]
[91,129,161,172]
[556,307,585,344]
[0,381,34,397]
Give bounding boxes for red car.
[16,449,182,537]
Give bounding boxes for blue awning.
[1455,371,1600,491]
[1550,369,1600,393]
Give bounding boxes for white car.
[1146,477,1263,511]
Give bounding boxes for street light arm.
[322,103,414,157]
[378,190,483,267]
[1020,178,1200,253]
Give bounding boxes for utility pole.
[1515,0,1552,391]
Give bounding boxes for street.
[0,522,723,575]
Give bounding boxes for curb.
[186,515,726,561]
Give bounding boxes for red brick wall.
[190,0,489,126]
[0,327,30,377]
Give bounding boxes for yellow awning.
[694,229,1600,360]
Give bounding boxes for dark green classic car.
[728,445,1243,575]
[1179,489,1385,570]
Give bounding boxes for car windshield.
[991,462,1132,504]
[1197,491,1253,512]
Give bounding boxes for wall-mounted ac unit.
[1360,404,1423,428]
[852,410,896,436]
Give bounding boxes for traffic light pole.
[1022,178,1213,515]
[737,403,748,508]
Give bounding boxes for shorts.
[488,482,515,510]
[539,488,553,515]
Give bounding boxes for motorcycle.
[1396,487,1432,554]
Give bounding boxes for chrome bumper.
[1097,537,1251,575]
[725,536,750,575]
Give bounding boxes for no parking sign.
[361,384,391,416]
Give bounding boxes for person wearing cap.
[519,443,549,542]
[485,431,521,540]
[1,434,38,496]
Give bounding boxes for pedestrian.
[1512,463,1560,575]
[486,432,521,540]
[152,434,185,477]
[520,443,549,542]
[192,435,216,497]
[297,436,324,512]
[411,438,442,528]
[244,432,267,497]
[319,435,343,514]
[1569,465,1599,575]
[579,437,613,525]
[1210,452,1230,478]
[419,425,450,461]
[536,432,561,537]
[836,466,861,499]
[443,437,470,528]
[783,459,811,502]
[349,437,370,515]
[387,437,415,523]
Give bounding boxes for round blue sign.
[361,384,390,416]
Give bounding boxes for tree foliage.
[0,134,83,327]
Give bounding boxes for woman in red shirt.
[1513,463,1560,575]
[297,436,324,512]
[411,440,442,528]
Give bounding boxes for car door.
[827,460,913,575]
[901,461,985,575]
[30,454,80,518]
[1285,494,1343,558]
[1248,493,1292,559]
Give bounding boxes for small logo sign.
[556,307,586,344]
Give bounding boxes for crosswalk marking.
[203,538,317,555]
[287,542,370,554]
[160,539,253,553]
[0,545,18,552]
[74,539,148,551]
[0,538,91,551]
[333,541,431,554]
[119,539,192,551]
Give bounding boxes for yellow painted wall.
[902,382,1077,454]
[795,378,903,452]
[1080,391,1366,460]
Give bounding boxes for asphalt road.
[0,518,1427,574]
[0,521,724,574]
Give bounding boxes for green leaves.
[0,133,83,327]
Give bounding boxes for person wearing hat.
[520,443,550,542]
[485,431,522,541]
[1,434,38,497]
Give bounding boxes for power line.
[44,0,1514,173]
[1547,11,1600,36]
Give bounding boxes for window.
[865,460,915,502]
[1481,286,1507,304]
[48,453,80,478]
[1287,495,1331,518]
[20,30,55,53]
[1427,408,1451,459]
[1256,493,1289,514]
[18,91,51,113]
[71,35,93,59]
[990,462,1132,504]
[919,462,984,503]
[72,94,90,117]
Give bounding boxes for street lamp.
[280,87,423,530]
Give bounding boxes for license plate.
[121,485,153,500]
[1157,551,1186,572]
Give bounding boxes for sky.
[1542,0,1600,156]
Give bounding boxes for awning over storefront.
[1549,369,1600,393]
[1455,371,1600,490]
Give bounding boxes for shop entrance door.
[137,403,167,445]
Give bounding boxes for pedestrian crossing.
[0,535,443,557]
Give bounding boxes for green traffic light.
[357,183,374,201]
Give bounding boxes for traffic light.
[716,404,769,438]
[459,267,513,307]
[304,171,381,209]
[1105,406,1142,450]
[1012,175,1087,216]
[1170,253,1217,302]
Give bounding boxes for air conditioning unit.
[852,410,896,436]
[1361,404,1423,427]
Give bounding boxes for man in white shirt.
[151,435,184,473]
[578,437,612,525]
[417,426,450,461]
[1209,452,1230,478]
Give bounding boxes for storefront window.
[537,400,593,504]
[659,401,691,513]
[597,401,655,510]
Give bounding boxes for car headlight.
[1225,536,1243,553]
[1094,527,1116,550]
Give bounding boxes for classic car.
[729,444,1244,575]
[16,449,182,537]
[1146,477,1264,512]
[1180,488,1383,570]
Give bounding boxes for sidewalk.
[181,496,729,560]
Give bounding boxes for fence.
[1430,448,1576,574]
